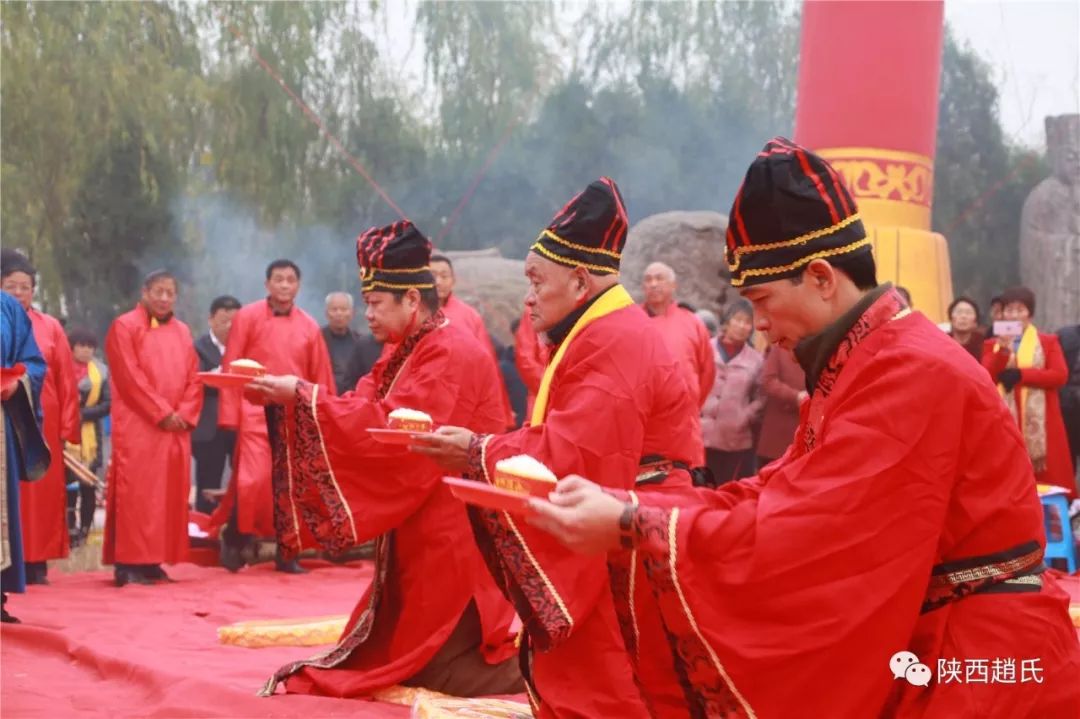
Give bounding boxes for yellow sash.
[79,360,102,464]
[530,284,634,425]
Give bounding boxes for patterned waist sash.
[636,455,689,485]
[922,540,1044,614]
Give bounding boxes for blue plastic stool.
[1041,493,1077,573]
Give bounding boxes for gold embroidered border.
[284,399,303,551]
[361,264,432,275]
[361,280,435,291]
[523,678,541,715]
[668,508,756,718]
[730,238,872,287]
[928,547,1044,588]
[530,241,619,275]
[728,213,863,270]
[538,229,623,259]
[309,383,358,544]
[481,435,574,629]
[816,147,933,166]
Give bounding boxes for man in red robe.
[103,271,202,587]
[414,179,704,718]
[526,139,1080,719]
[513,307,548,417]
[642,261,716,408]
[211,259,335,573]
[246,221,520,699]
[430,253,515,429]
[1,252,80,585]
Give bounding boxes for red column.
[794,0,952,319]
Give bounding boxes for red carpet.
[1,560,410,718]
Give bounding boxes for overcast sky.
[377,1,1079,150]
[946,0,1079,148]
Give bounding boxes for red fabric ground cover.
[1,560,410,718]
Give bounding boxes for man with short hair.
[103,270,202,587]
[211,260,335,573]
[642,261,715,411]
[1,290,49,622]
[192,295,241,514]
[320,292,362,396]
[247,221,520,699]
[414,178,704,718]
[1,250,80,585]
[430,254,515,428]
[526,138,1080,718]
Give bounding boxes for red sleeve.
[105,319,174,425]
[482,373,642,484]
[51,322,82,443]
[514,309,547,395]
[695,320,716,408]
[1019,335,1069,389]
[176,330,203,428]
[288,338,503,544]
[467,351,646,647]
[761,348,800,408]
[627,357,961,717]
[218,308,250,430]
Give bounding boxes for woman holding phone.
[982,286,1076,495]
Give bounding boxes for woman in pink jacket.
[700,299,764,484]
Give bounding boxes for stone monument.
[619,210,733,318]
[1020,114,1080,332]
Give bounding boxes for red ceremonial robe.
[20,309,80,562]
[610,288,1080,719]
[259,315,516,697]
[981,332,1075,495]
[212,300,334,538]
[464,285,704,718]
[103,305,201,565]
[513,308,548,417]
[647,303,716,408]
[442,294,515,428]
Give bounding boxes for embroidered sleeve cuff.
[466,433,492,482]
[296,379,315,406]
[629,504,673,555]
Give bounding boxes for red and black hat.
[355,220,434,293]
[530,177,628,275]
[726,137,869,287]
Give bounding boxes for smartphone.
[993,320,1023,337]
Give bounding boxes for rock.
[620,210,734,317]
[442,248,527,345]
[1020,114,1080,332]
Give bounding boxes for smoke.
[167,193,363,332]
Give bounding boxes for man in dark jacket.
[192,295,240,514]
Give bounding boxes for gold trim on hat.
[537,229,623,259]
[728,213,863,272]
[729,238,872,287]
[358,264,433,275]
[530,240,619,275]
[361,280,435,291]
